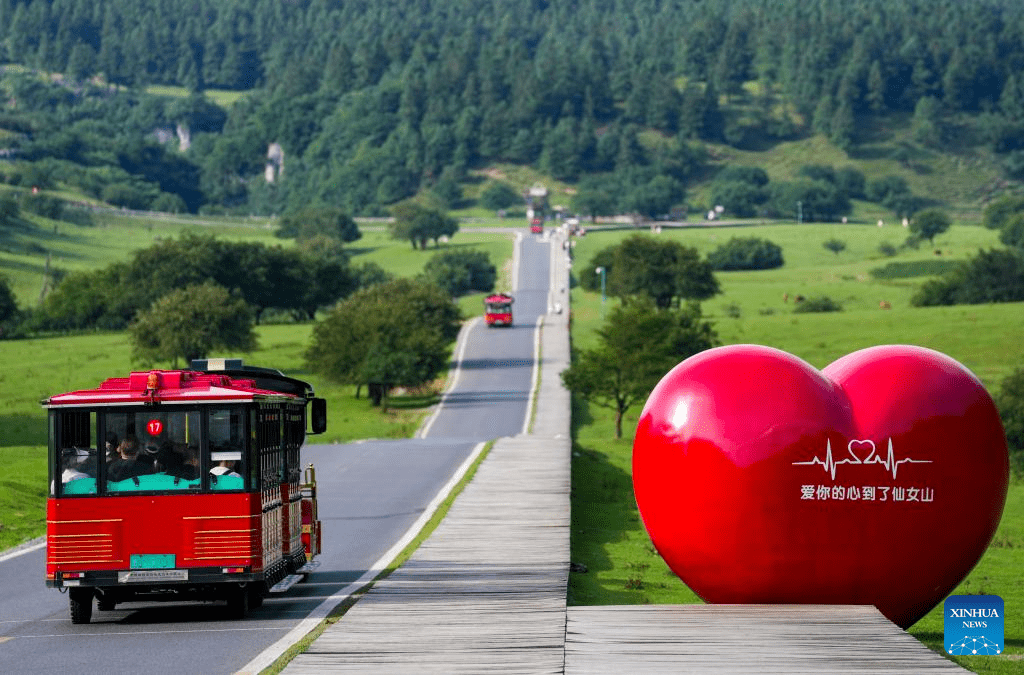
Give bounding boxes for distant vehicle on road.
[484,293,514,327]
[42,359,328,623]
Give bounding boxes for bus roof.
[484,293,514,303]
[42,361,314,408]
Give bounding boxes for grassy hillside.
[707,119,1004,209]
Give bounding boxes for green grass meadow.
[567,221,1024,673]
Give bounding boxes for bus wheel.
[247,582,266,610]
[226,584,250,619]
[69,588,93,624]
[97,593,116,612]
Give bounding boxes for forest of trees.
[2,0,1024,217]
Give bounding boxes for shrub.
[0,194,18,223]
[21,193,65,220]
[884,192,930,219]
[912,248,1024,306]
[835,166,867,199]
[995,369,1024,467]
[0,274,17,325]
[707,237,784,270]
[793,296,842,313]
[998,213,1024,249]
[151,193,187,213]
[866,175,910,203]
[430,175,463,210]
[709,181,766,218]
[797,164,836,184]
[714,166,769,187]
[580,246,616,292]
[766,180,851,222]
[101,182,152,210]
[1002,150,1024,181]
[61,206,95,226]
[276,207,361,243]
[983,195,1024,230]
[823,238,846,255]
[480,181,522,211]
[351,262,394,290]
[422,249,496,296]
[870,260,959,279]
[877,242,898,257]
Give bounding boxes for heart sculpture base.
[633,344,1008,629]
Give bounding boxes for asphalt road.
[0,232,552,674]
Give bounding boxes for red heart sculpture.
[633,344,1008,628]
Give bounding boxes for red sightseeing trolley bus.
[483,293,514,327]
[43,359,327,623]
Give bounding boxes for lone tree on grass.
[276,206,361,243]
[129,282,257,367]
[910,208,952,245]
[561,300,719,438]
[607,235,720,309]
[305,278,461,409]
[389,201,459,250]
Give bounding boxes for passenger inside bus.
[182,445,200,479]
[107,437,155,483]
[154,444,198,482]
[59,448,97,495]
[62,450,90,482]
[104,432,119,462]
[211,459,242,478]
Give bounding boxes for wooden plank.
[564,605,969,674]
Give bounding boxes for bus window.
[55,410,98,496]
[209,407,246,490]
[102,410,202,492]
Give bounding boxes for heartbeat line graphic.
[792,438,932,480]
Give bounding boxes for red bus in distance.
[484,293,514,327]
